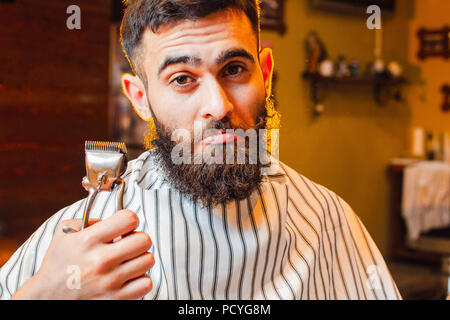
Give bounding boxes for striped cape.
[0,150,401,300]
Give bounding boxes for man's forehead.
[140,9,258,68]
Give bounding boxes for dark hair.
[120,0,260,79]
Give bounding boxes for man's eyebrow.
[157,49,255,78]
[215,48,255,66]
[158,55,202,78]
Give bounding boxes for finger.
[107,232,152,264]
[84,210,139,243]
[116,275,153,300]
[114,252,155,286]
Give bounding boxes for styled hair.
[120,0,261,80]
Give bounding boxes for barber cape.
[0,150,401,300]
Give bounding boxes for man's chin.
[175,162,263,208]
[152,140,263,208]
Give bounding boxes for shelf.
[302,72,407,85]
[301,72,408,114]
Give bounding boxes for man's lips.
[201,131,237,145]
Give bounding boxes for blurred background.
[0,0,449,299]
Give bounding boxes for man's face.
[123,9,274,207]
[141,9,267,145]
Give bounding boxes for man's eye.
[224,65,245,77]
[172,75,193,86]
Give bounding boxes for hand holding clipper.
[13,141,155,300]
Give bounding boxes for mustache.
[198,111,267,135]
[149,97,270,149]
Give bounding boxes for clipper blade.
[85,141,127,154]
[83,141,128,185]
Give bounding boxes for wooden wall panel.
[0,0,112,242]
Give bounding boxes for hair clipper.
[63,141,128,233]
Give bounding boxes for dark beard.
[151,105,268,209]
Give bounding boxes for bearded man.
[1,0,401,300]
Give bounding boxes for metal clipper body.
[81,141,128,230]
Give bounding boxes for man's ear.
[259,47,274,98]
[121,73,153,121]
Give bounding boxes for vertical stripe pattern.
[0,150,401,300]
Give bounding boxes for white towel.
[402,161,450,240]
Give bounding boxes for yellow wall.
[408,0,450,132]
[261,0,449,255]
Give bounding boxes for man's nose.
[200,79,233,121]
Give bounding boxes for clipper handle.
[116,178,126,211]
[81,188,100,230]
[63,182,126,234]
[81,179,126,230]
